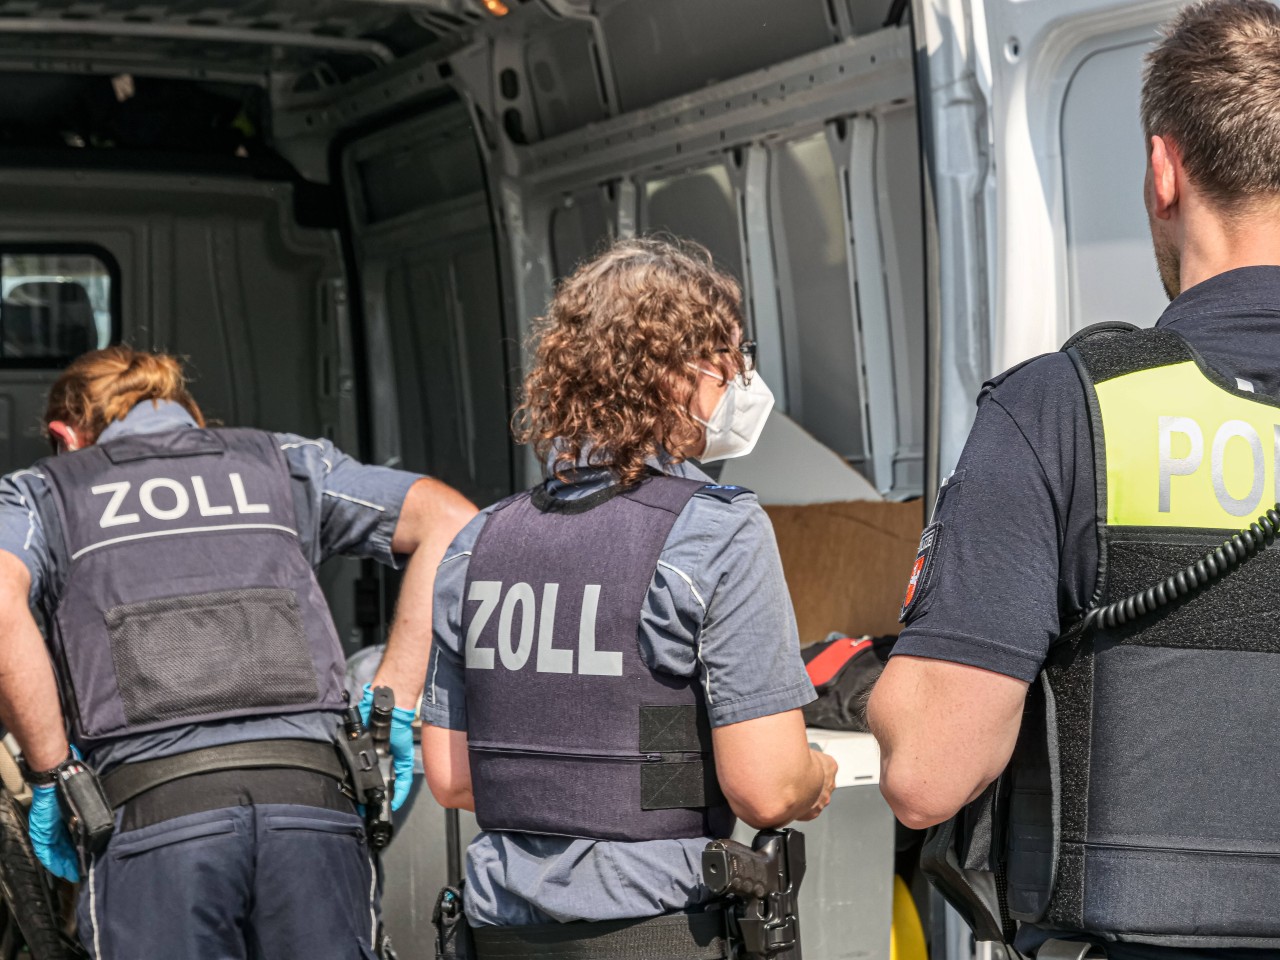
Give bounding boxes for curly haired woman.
[419,237,837,954]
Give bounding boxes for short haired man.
[870,2,1280,957]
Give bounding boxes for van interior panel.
[0,1,967,956]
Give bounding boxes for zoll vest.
[462,475,734,842]
[37,427,347,744]
[1004,326,1280,948]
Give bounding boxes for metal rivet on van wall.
[1005,38,1022,63]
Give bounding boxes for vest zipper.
[468,744,664,763]
[1082,839,1280,857]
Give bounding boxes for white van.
[0,1,1185,957]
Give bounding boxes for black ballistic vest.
[38,427,347,745]
[1004,327,1280,948]
[462,475,734,842]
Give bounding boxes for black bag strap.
[471,911,730,960]
[101,738,345,809]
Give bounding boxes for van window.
[1062,43,1166,331]
[0,251,115,363]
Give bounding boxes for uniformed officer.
[419,237,837,956]
[869,2,1280,958]
[0,345,476,958]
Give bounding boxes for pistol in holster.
[703,829,806,960]
[335,685,396,852]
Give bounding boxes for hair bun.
[44,345,206,444]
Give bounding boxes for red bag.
[800,634,895,732]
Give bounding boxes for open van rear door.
[915,2,1180,956]
[339,100,515,509]
[917,0,1175,476]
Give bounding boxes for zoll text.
[91,473,270,528]
[464,580,621,676]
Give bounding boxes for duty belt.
[100,739,346,809]
[471,912,730,960]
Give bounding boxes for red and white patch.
[899,522,940,622]
[903,555,926,609]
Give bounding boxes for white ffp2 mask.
[690,367,775,462]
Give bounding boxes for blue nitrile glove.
[29,784,80,882]
[358,684,417,812]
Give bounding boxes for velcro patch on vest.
[900,522,941,623]
[641,760,722,811]
[639,705,712,753]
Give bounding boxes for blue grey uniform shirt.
[0,399,422,773]
[895,266,1280,960]
[422,459,816,927]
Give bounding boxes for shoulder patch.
[695,483,752,503]
[900,521,942,623]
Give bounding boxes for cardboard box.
[763,500,923,643]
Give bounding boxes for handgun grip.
[370,685,395,749]
[703,838,771,899]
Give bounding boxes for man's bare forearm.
[868,656,1028,829]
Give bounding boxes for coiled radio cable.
[1079,503,1280,633]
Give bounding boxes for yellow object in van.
[891,874,928,960]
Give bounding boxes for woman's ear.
[47,420,82,453]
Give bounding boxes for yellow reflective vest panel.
[1097,359,1280,528]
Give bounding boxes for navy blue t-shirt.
[896,266,1280,681]
[894,266,1280,960]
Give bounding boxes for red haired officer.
[0,345,475,960]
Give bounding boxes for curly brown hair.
[514,236,746,487]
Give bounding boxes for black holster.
[702,829,804,960]
[433,884,474,960]
[55,758,114,861]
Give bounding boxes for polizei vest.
[1004,326,1280,948]
[462,475,733,842]
[38,427,347,744]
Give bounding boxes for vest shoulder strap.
[1057,325,1191,641]
[1060,320,1140,352]
[1065,324,1192,386]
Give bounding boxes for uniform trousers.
[75,769,379,960]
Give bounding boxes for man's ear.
[1149,134,1180,221]
[47,421,82,453]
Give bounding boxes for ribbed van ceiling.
[0,1,505,85]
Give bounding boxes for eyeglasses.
[713,340,757,373]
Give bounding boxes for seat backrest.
[1,280,97,358]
